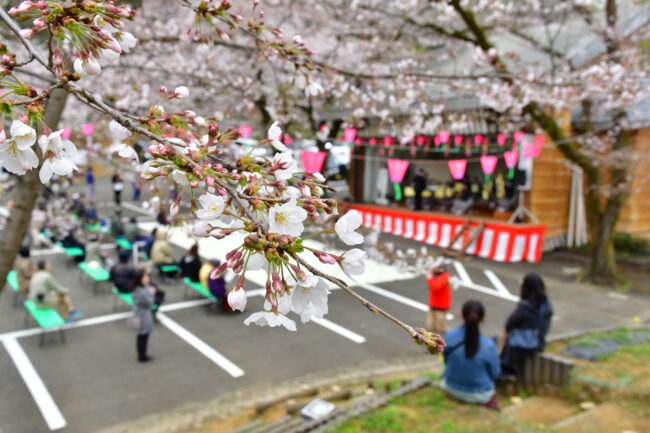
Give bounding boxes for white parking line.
[121,201,154,216]
[452,261,473,285]
[157,313,245,378]
[310,317,366,343]
[357,282,428,312]
[2,337,66,431]
[483,270,512,297]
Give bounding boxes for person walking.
[131,268,155,362]
[111,171,124,205]
[442,300,501,410]
[29,260,83,323]
[426,264,452,335]
[85,167,95,201]
[500,273,553,375]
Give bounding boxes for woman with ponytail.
[442,300,501,410]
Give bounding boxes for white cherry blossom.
[39,157,78,184]
[0,134,38,175]
[268,198,307,237]
[264,292,292,315]
[196,193,225,220]
[267,121,286,151]
[192,221,211,237]
[73,58,101,76]
[273,153,297,180]
[340,248,368,276]
[174,86,189,99]
[9,120,36,149]
[335,210,364,245]
[247,253,267,271]
[109,120,131,142]
[292,276,330,323]
[244,311,297,331]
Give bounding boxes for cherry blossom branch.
[289,251,429,344]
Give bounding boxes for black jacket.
[179,255,202,282]
[110,263,136,293]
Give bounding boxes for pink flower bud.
[314,251,338,265]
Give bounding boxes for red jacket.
[427,272,451,310]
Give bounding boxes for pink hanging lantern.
[513,131,524,145]
[474,134,484,146]
[383,136,393,147]
[238,124,253,138]
[283,134,292,146]
[504,150,519,179]
[301,151,327,174]
[369,138,377,147]
[480,155,498,181]
[61,128,72,139]
[416,136,425,146]
[354,138,363,147]
[454,135,463,146]
[81,123,95,136]
[343,128,357,142]
[497,133,507,146]
[434,136,441,147]
[448,159,467,180]
[438,130,450,144]
[533,135,545,156]
[387,159,410,200]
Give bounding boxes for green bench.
[7,270,25,307]
[111,287,133,311]
[23,300,66,346]
[115,237,133,251]
[56,242,84,267]
[160,264,179,273]
[78,262,110,294]
[84,223,102,231]
[183,277,215,300]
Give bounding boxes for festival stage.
[350,204,546,263]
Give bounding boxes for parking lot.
[1,208,649,433]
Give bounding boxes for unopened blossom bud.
[291,265,306,281]
[210,228,225,239]
[217,187,227,196]
[226,248,239,261]
[314,251,338,265]
[210,263,228,280]
[189,180,199,188]
[227,287,247,312]
[19,28,34,40]
[309,211,320,220]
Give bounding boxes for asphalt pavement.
[1,174,650,433]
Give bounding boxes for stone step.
[504,396,578,426]
[552,402,650,433]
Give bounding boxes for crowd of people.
[407,169,518,216]
[427,267,553,410]
[13,183,234,363]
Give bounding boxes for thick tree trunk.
[587,208,620,284]
[0,88,68,292]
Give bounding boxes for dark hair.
[130,217,137,223]
[520,273,546,309]
[37,260,47,270]
[188,243,199,257]
[209,259,221,267]
[19,246,30,258]
[462,300,485,359]
[118,249,131,264]
[130,268,147,291]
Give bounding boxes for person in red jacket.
[426,265,452,335]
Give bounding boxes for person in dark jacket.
[60,230,86,263]
[178,244,202,283]
[110,250,135,293]
[131,268,155,362]
[500,273,552,375]
[442,300,500,410]
[143,228,157,259]
[412,169,427,210]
